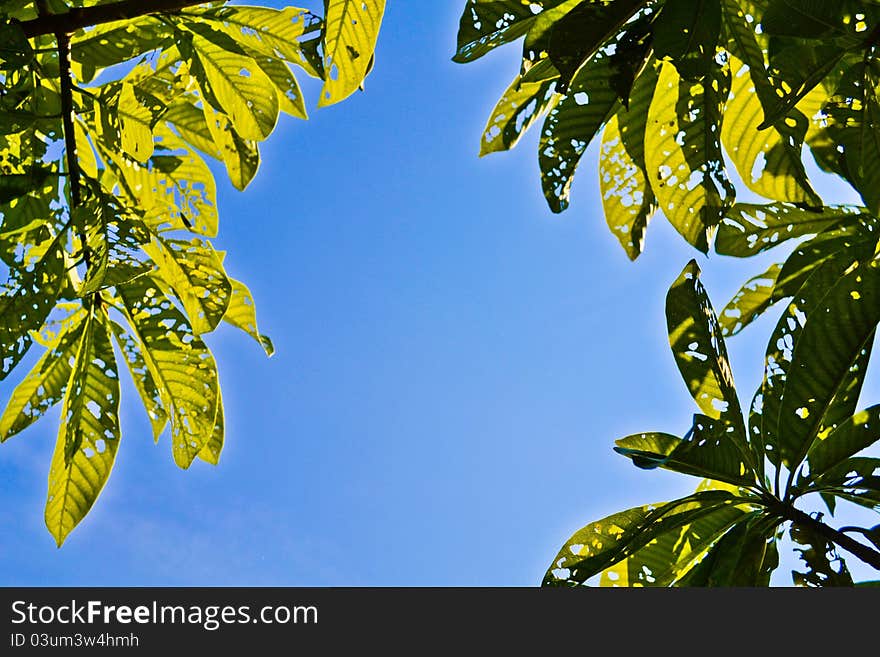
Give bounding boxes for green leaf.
[676,513,781,586]
[91,81,166,163]
[760,42,848,129]
[646,62,735,253]
[118,276,220,469]
[201,105,260,191]
[653,0,721,81]
[599,63,659,260]
[806,405,880,481]
[453,0,559,64]
[45,307,120,546]
[522,0,647,90]
[761,0,879,40]
[0,310,86,441]
[224,278,274,356]
[821,63,880,215]
[185,5,322,77]
[542,490,746,586]
[759,240,874,468]
[0,21,33,68]
[539,47,620,212]
[714,203,865,257]
[186,27,280,141]
[100,134,219,237]
[77,193,151,297]
[775,260,880,471]
[809,457,880,511]
[253,55,308,120]
[719,223,873,335]
[144,237,232,335]
[319,0,386,107]
[198,387,224,466]
[599,504,752,587]
[480,60,559,157]
[666,260,747,438]
[615,414,759,488]
[0,229,67,380]
[0,168,53,205]
[722,56,820,205]
[71,17,172,77]
[718,263,782,337]
[111,321,167,442]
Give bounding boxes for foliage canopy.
[0,0,385,545]
[455,0,880,585]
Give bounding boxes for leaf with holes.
[184,26,279,142]
[540,47,620,212]
[646,62,735,253]
[144,237,232,336]
[615,414,758,488]
[542,490,745,586]
[118,276,220,469]
[319,0,386,107]
[775,261,880,471]
[666,260,746,441]
[453,0,559,64]
[480,60,559,157]
[0,310,86,442]
[599,503,752,586]
[722,56,820,205]
[599,63,658,260]
[185,4,323,77]
[0,230,66,380]
[715,203,865,257]
[111,321,167,442]
[224,278,274,356]
[45,308,120,546]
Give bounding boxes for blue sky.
[0,2,877,586]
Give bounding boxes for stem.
[18,0,211,38]
[780,504,880,572]
[46,2,89,270]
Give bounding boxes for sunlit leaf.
[480,60,559,157]
[224,278,274,356]
[118,276,220,469]
[775,261,880,470]
[45,307,120,546]
[646,62,735,252]
[319,0,386,107]
[715,203,866,257]
[111,321,168,442]
[542,490,745,586]
[0,311,86,441]
[599,63,658,260]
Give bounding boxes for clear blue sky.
[0,1,877,586]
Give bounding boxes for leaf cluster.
[454,1,880,585]
[0,0,385,545]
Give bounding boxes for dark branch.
[782,505,880,573]
[18,0,211,38]
[47,1,89,269]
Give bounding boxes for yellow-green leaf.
[319,0,386,107]
[118,276,220,469]
[45,308,120,546]
[224,278,274,356]
[143,237,232,335]
[646,62,735,253]
[190,30,279,141]
[0,311,86,441]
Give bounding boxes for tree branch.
[46,1,90,269]
[18,0,211,38]
[782,505,880,573]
